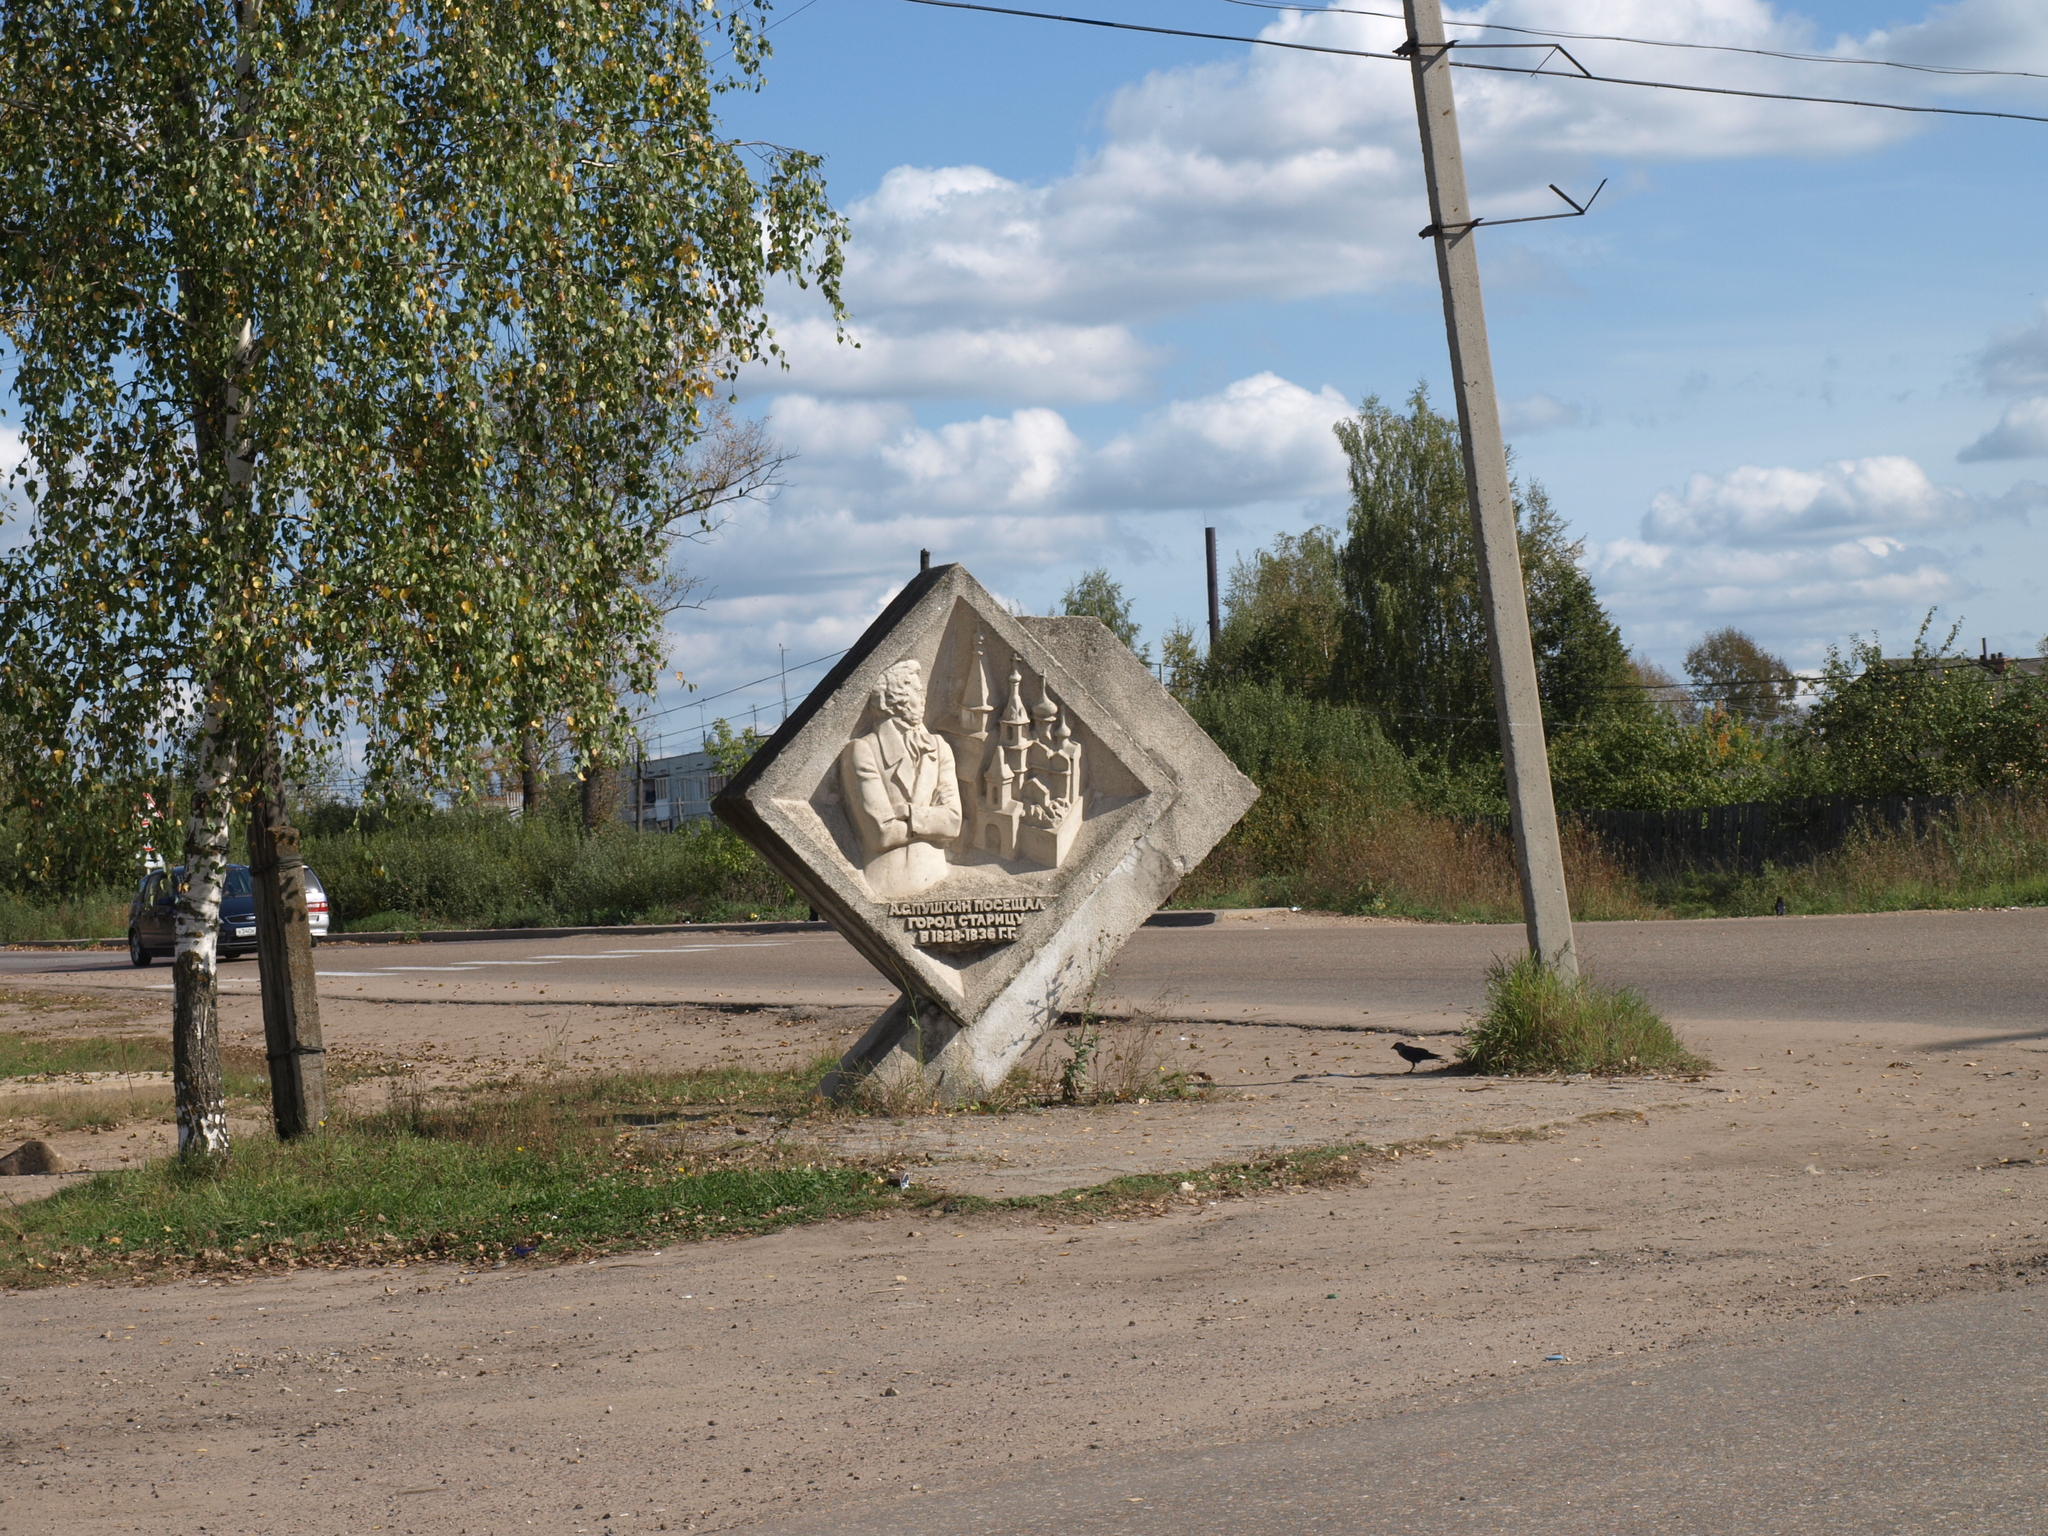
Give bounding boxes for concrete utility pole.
[1402,0,1576,975]
[1204,526,1222,652]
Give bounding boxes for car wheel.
[128,930,152,968]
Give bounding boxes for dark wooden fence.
[1574,795,1956,876]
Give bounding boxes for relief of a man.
[840,658,961,899]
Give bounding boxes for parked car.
[127,863,331,968]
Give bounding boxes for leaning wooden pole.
[248,735,328,1138]
[1402,0,1577,974]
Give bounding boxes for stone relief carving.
[948,626,1086,872]
[835,632,1090,903]
[838,659,962,900]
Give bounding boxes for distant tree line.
[1054,386,2048,818]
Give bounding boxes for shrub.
[0,887,130,944]
[304,807,797,930]
[1460,954,1706,1076]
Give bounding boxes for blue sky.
[8,2,2045,760]
[623,0,2048,751]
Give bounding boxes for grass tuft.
[1460,954,1707,1077]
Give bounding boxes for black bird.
[1392,1041,1444,1073]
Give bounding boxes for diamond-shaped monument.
[714,562,1258,1101]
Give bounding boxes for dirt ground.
[0,970,2044,1535]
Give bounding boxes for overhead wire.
[1213,0,2048,84]
[631,646,850,733]
[674,4,2036,750]
[899,0,2048,127]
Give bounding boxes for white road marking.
[309,940,793,979]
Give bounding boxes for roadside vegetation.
[1647,793,2048,918]
[1459,955,1708,1077]
[0,1008,1215,1286]
[299,784,802,931]
[4,393,2045,945]
[0,1043,1554,1289]
[0,1032,271,1135]
[0,889,131,946]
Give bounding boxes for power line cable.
[631,646,849,731]
[1213,0,2048,84]
[707,0,833,70]
[899,0,2048,127]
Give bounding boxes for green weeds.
[0,1079,1546,1288]
[1460,954,1707,1076]
[0,1032,170,1078]
[0,888,129,944]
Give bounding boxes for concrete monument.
[714,562,1257,1101]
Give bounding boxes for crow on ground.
[1392,1041,1444,1072]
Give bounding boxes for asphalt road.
[756,1285,2048,1536]
[12,909,2048,1040]
[6,907,2045,1039]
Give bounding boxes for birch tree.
[0,0,842,1155]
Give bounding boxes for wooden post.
[248,744,328,1137]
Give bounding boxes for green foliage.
[1792,624,2048,798]
[1547,710,1784,810]
[304,808,797,929]
[1331,387,1639,762]
[0,0,845,804]
[1,1116,893,1284]
[704,718,767,779]
[1521,485,1646,733]
[1460,955,1707,1076]
[0,1032,170,1079]
[1157,621,1202,704]
[1332,388,1488,755]
[1685,627,1796,726]
[1183,681,1413,911]
[1058,1028,1100,1104]
[1652,793,2048,918]
[1190,679,1409,797]
[1059,568,1146,658]
[0,887,131,944]
[1206,527,1344,698]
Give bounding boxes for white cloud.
[1642,456,2021,544]
[0,428,31,550]
[1083,373,1351,509]
[739,0,2048,409]
[1854,0,2048,84]
[769,372,1350,519]
[876,408,1086,511]
[1597,444,2048,652]
[826,1,1969,332]
[1959,397,2048,461]
[765,394,912,460]
[1972,306,2048,394]
[1501,392,1583,434]
[659,372,1350,710]
[1592,533,1971,650]
[763,315,1162,404]
[668,1,2048,705]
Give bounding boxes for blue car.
[127,863,330,968]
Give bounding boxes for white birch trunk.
[171,1,260,1157]
[172,703,237,1158]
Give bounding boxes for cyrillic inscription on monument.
[888,895,1048,948]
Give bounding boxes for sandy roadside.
[0,982,2043,1535]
